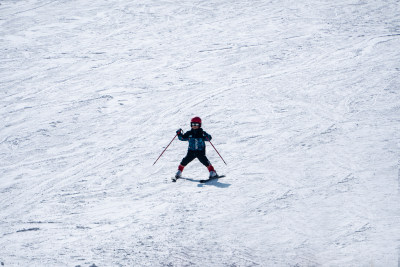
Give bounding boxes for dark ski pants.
[180,149,211,167]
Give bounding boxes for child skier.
[175,117,218,179]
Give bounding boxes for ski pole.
[205,136,227,165]
[153,133,178,165]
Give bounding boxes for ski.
[172,175,225,183]
[200,175,225,183]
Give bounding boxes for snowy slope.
[1,0,400,266]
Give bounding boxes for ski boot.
[175,170,182,179]
[209,171,218,178]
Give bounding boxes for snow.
[1,0,400,266]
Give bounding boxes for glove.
[176,128,183,135]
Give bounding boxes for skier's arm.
[203,131,212,141]
[177,129,189,141]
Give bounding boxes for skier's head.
[190,116,202,128]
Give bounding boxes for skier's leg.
[178,164,185,172]
[175,164,184,178]
[206,165,215,172]
[197,151,217,178]
[177,150,196,173]
[196,150,211,166]
[181,150,196,166]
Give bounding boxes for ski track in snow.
[1,0,400,266]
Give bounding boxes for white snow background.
[1,0,400,266]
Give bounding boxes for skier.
[175,117,218,179]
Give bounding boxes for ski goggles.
[191,123,200,127]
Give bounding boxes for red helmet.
[190,116,202,127]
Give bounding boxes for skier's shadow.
[181,177,231,188]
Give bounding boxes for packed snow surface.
[1,0,400,266]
